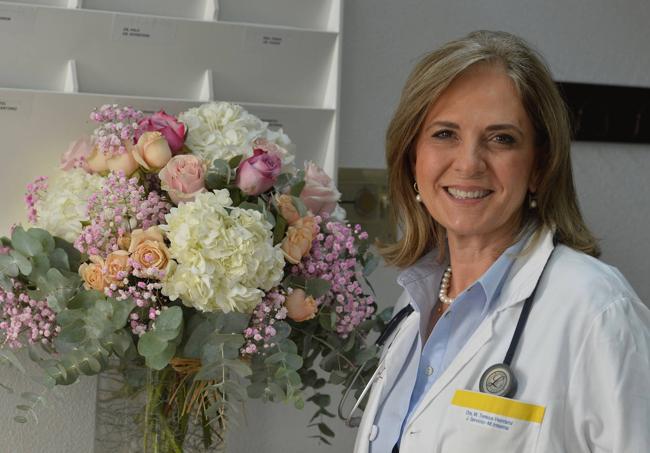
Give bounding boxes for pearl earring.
[414,182,422,203]
[529,192,538,209]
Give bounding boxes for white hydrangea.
[34,169,104,243]
[161,190,285,313]
[178,101,294,167]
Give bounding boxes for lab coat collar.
[494,227,556,312]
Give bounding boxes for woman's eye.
[493,134,516,145]
[432,129,454,139]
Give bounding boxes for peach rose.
[79,255,106,291]
[106,142,139,176]
[276,194,300,225]
[86,146,109,173]
[133,131,172,171]
[128,226,165,253]
[105,250,131,287]
[281,216,317,264]
[284,288,318,322]
[117,232,131,251]
[131,240,170,277]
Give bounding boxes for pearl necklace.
[438,265,454,305]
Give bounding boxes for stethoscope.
[339,247,555,428]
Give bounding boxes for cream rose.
[281,216,317,264]
[105,250,131,287]
[133,131,172,171]
[106,142,139,176]
[132,240,170,275]
[79,255,106,291]
[300,161,341,216]
[86,146,109,173]
[158,154,207,205]
[284,288,318,322]
[276,194,300,225]
[129,226,166,253]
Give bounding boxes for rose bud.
[133,131,172,171]
[281,216,317,264]
[284,288,318,322]
[136,110,186,154]
[132,240,170,278]
[105,250,131,287]
[276,194,300,225]
[86,146,109,173]
[159,155,207,204]
[300,161,341,216]
[235,148,282,196]
[79,255,107,291]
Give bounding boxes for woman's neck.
[446,230,518,298]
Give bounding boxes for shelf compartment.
[0,5,338,107]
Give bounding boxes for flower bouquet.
[0,102,388,451]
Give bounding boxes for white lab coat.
[354,228,650,453]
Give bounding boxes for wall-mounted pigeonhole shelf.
[0,0,342,230]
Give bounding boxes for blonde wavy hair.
[380,30,600,268]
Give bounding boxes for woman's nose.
[452,140,487,176]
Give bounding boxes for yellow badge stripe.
[451,390,545,424]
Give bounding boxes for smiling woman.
[353,30,650,453]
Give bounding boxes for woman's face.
[413,63,537,246]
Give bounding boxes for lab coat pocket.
[439,389,545,452]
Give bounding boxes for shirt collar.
[396,228,533,313]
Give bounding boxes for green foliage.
[137,306,183,370]
[205,159,232,190]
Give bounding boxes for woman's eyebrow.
[423,120,460,132]
[485,123,524,135]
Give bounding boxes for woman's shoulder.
[549,244,643,313]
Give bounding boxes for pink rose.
[60,136,92,172]
[159,155,207,204]
[300,161,341,216]
[136,110,186,154]
[235,149,282,196]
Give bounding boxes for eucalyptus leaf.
[9,250,31,275]
[28,228,55,254]
[284,353,303,370]
[0,254,19,277]
[265,351,287,365]
[154,306,183,333]
[273,322,291,340]
[223,359,252,377]
[220,312,251,334]
[0,350,26,374]
[305,278,332,298]
[0,274,13,291]
[291,196,308,217]
[111,329,133,357]
[53,237,82,271]
[290,180,306,197]
[273,214,287,246]
[238,202,262,212]
[30,254,51,280]
[145,342,176,370]
[182,316,215,358]
[228,155,243,168]
[137,332,168,357]
[247,382,267,399]
[109,297,135,330]
[11,227,43,257]
[363,254,380,276]
[49,248,70,272]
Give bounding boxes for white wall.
[1,0,649,451]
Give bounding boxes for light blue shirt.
[369,234,529,453]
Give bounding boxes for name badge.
[451,389,545,426]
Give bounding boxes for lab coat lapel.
[378,312,420,403]
[404,228,556,426]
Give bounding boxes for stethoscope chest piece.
[479,363,518,398]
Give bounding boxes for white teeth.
[447,188,491,199]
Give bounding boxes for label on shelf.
[244,28,295,54]
[0,93,32,119]
[111,14,177,45]
[0,5,36,37]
